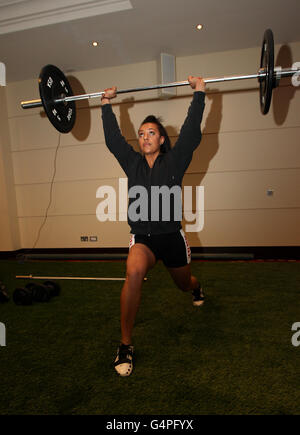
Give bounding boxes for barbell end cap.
[21,99,43,109]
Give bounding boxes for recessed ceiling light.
[92,41,99,47]
[196,24,203,30]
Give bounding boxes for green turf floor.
[0,259,299,415]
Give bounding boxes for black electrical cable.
[17,133,61,262]
[32,133,61,249]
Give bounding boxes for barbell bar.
[20,29,300,133]
[16,274,148,281]
[20,68,297,110]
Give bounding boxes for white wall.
[0,86,20,251]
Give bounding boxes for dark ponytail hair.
[140,115,171,153]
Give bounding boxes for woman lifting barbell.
[101,76,206,377]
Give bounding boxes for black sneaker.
[192,287,205,306]
[114,344,134,376]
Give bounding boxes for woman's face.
[138,123,165,156]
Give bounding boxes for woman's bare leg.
[121,243,156,345]
[167,264,204,306]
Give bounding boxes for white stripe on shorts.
[129,234,136,249]
[180,229,191,264]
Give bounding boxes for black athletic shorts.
[129,230,191,268]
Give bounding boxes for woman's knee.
[126,258,149,282]
[126,265,146,282]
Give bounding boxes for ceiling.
[0,0,300,83]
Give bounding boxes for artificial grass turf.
[0,259,299,415]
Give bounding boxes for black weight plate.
[39,64,76,133]
[259,29,274,115]
[31,284,51,302]
[26,283,40,302]
[13,288,33,305]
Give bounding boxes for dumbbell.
[27,283,52,302]
[28,281,61,300]
[13,281,61,305]
[13,283,49,305]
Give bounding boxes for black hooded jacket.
[101,91,205,235]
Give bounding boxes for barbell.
[20,29,299,134]
[16,274,148,281]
